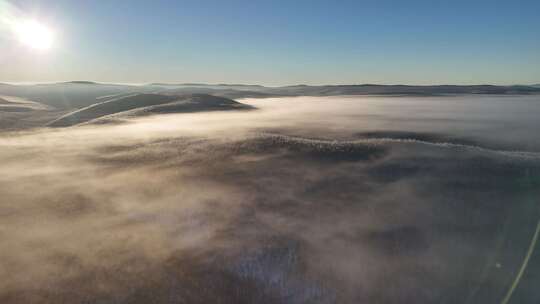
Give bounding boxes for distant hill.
[265,84,540,96]
[1,83,539,113]
[60,81,99,85]
[158,87,277,99]
[0,95,50,111]
[47,94,177,127]
[150,83,264,89]
[151,83,540,96]
[0,82,153,110]
[121,94,252,116]
[47,93,253,127]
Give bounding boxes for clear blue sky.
[1,0,539,85]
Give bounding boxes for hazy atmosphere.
[1,1,540,304]
[1,0,540,85]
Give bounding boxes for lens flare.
[14,19,54,50]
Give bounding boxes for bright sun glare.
[14,20,54,50]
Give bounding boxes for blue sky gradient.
[1,0,539,85]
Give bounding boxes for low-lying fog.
[1,95,540,303]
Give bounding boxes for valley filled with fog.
[1,94,540,303]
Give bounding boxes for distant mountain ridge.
[150,83,264,88]
[266,84,540,96]
[1,82,539,112]
[61,81,99,85]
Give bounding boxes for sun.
[14,20,54,50]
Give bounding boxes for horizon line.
[1,81,539,87]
